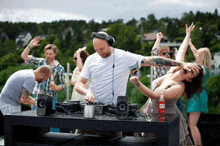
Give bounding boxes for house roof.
[143,33,168,41]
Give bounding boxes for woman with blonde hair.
[187,39,211,146]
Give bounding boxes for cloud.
[0,0,219,23]
[0,8,102,23]
[147,0,217,9]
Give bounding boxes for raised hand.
[182,62,200,74]
[186,22,195,34]
[29,36,41,49]
[130,76,140,86]
[77,47,86,53]
[156,32,164,40]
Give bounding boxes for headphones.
[92,32,115,46]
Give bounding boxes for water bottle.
[158,92,165,115]
[64,73,69,87]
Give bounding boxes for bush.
[127,72,151,111]
[175,37,184,43]
[0,64,35,90]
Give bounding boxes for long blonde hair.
[198,47,211,75]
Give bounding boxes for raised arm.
[176,22,195,62]
[20,88,36,106]
[130,77,185,100]
[76,47,86,71]
[189,39,202,64]
[21,36,41,61]
[152,32,164,49]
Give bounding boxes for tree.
[181,11,195,25]
[206,73,220,114]
[127,75,151,110]
[108,24,140,53]
[3,39,16,55]
[0,53,18,70]
[147,14,157,30]
[191,21,204,49]
[126,18,137,27]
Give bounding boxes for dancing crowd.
[0,22,211,145]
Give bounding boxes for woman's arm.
[152,32,164,49]
[169,23,195,73]
[76,47,86,71]
[189,39,202,64]
[176,23,195,62]
[130,77,185,100]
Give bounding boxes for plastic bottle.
[158,92,165,115]
[51,75,55,84]
[64,73,69,87]
[158,113,165,122]
[50,75,55,91]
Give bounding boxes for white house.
[16,32,32,48]
[38,35,48,40]
[211,52,220,76]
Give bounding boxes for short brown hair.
[44,44,58,54]
[37,65,51,78]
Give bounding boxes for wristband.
[27,45,32,49]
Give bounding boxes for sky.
[0,0,219,24]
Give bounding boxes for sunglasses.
[73,57,77,61]
[162,52,171,55]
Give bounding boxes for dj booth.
[4,110,179,145]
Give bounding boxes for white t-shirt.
[80,48,144,104]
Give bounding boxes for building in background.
[211,52,220,77]
[15,32,32,49]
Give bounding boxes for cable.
[112,51,115,104]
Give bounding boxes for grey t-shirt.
[0,69,36,106]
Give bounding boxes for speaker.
[92,32,115,46]
[36,94,53,116]
[116,96,129,120]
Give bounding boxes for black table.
[4,110,179,145]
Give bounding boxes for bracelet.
[27,45,32,49]
[136,82,141,88]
